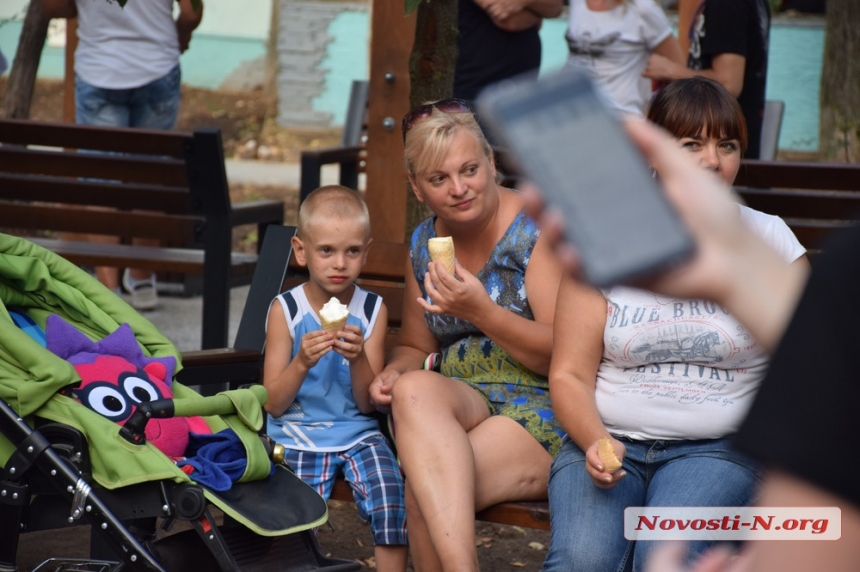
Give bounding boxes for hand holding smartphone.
[476,68,695,287]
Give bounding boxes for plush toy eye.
[122,375,162,404]
[79,383,130,422]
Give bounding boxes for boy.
[262,185,407,571]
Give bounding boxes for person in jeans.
[42,0,203,310]
[541,78,808,572]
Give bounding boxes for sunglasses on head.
[401,98,475,141]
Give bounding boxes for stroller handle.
[120,385,268,446]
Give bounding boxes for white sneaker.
[123,269,159,311]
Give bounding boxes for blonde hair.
[403,107,499,182]
[297,185,370,239]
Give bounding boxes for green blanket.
[0,234,266,489]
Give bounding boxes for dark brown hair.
[647,77,748,154]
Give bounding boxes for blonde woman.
[370,100,565,571]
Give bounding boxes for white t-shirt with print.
[564,0,673,116]
[595,205,805,440]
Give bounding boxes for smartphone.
[476,68,696,287]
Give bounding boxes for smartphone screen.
[477,69,696,287]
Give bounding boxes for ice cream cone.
[319,297,349,335]
[321,315,348,335]
[428,236,456,274]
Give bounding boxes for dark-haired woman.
[541,77,809,572]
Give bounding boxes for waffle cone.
[321,315,348,336]
[597,438,622,473]
[428,236,456,274]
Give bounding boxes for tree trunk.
[818,0,860,163]
[4,0,50,119]
[405,0,458,236]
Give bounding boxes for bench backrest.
[0,118,231,245]
[734,160,860,254]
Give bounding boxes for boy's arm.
[262,301,332,416]
[345,302,388,414]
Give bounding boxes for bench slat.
[0,146,188,186]
[737,160,860,192]
[737,187,860,221]
[0,203,199,243]
[29,238,258,275]
[0,173,191,212]
[0,118,189,157]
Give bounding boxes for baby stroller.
[0,234,360,572]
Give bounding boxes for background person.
[42,0,203,310]
[454,0,564,103]
[540,78,807,572]
[369,100,565,571]
[563,0,684,116]
[527,110,860,572]
[642,0,771,159]
[263,186,407,572]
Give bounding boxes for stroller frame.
[0,234,360,572]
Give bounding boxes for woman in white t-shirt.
[565,0,685,116]
[542,77,810,571]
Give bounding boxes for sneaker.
[123,269,159,311]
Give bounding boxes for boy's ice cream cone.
[320,297,349,335]
[428,236,456,273]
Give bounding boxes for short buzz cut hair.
[297,185,371,238]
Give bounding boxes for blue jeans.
[542,436,761,572]
[75,65,181,129]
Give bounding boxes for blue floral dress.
[411,211,564,455]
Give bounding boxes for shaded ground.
[6,78,551,571]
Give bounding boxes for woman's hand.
[417,261,492,323]
[332,324,365,362]
[297,330,334,370]
[369,368,400,413]
[585,437,627,489]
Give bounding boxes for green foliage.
[405,0,424,15]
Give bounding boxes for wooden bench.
[734,159,860,255]
[0,118,285,350]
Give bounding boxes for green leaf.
[116,0,127,7]
[405,0,424,15]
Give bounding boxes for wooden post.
[364,2,416,243]
[63,18,77,122]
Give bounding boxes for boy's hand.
[332,324,365,362]
[297,330,334,369]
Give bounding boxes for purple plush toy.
[45,315,211,459]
